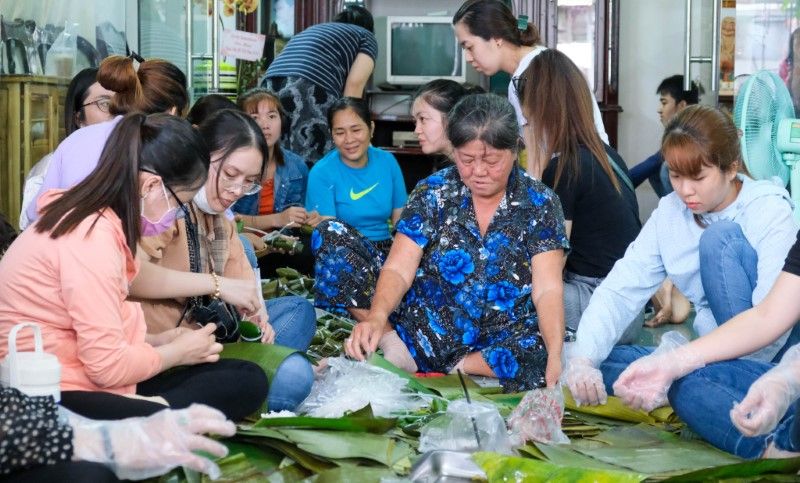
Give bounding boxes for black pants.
[2,462,118,483]
[61,359,267,421]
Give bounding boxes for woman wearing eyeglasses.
[26,54,189,225]
[0,113,268,422]
[452,0,607,144]
[19,68,115,229]
[136,109,316,412]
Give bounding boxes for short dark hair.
[65,67,100,135]
[656,75,703,105]
[333,5,374,33]
[447,93,517,151]
[413,79,469,116]
[186,94,238,125]
[327,96,371,129]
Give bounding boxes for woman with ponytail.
[0,113,268,421]
[26,54,189,224]
[452,0,607,143]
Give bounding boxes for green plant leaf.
[304,464,399,483]
[253,413,397,433]
[276,429,414,466]
[222,441,283,474]
[661,456,800,482]
[473,452,645,482]
[221,342,299,383]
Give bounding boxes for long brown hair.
[520,49,619,192]
[36,113,208,254]
[662,104,749,178]
[98,55,189,116]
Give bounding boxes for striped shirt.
[266,23,378,96]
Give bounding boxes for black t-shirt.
[782,231,800,276]
[542,144,641,278]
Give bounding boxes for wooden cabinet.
[0,76,67,228]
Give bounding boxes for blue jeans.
[599,345,800,458]
[699,220,758,326]
[239,234,259,269]
[265,296,316,411]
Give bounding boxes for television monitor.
[374,16,466,87]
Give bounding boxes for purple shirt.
[26,116,123,223]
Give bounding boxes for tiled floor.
[636,310,696,347]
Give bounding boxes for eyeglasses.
[511,76,527,100]
[81,96,112,113]
[213,165,262,196]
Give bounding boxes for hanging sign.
[220,29,266,62]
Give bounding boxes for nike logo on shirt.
[350,182,379,200]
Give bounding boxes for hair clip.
[129,50,145,63]
[517,15,529,31]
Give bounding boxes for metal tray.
[409,450,487,482]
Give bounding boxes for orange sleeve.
[59,218,162,388]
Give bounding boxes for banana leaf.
[562,388,680,426]
[572,424,741,475]
[237,436,336,474]
[473,452,646,482]
[253,405,397,433]
[221,342,300,383]
[533,442,633,472]
[303,465,399,482]
[267,463,313,482]
[222,441,283,474]
[661,456,800,482]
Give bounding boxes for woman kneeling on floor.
[333,93,569,392]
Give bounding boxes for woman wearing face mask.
[233,88,318,277]
[452,0,607,144]
[137,109,316,412]
[562,105,799,410]
[19,67,115,230]
[0,113,268,421]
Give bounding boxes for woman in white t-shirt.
[452,0,607,145]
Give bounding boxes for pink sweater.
[0,191,162,394]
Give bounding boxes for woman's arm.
[390,208,403,226]
[531,248,566,387]
[686,271,800,364]
[344,53,375,98]
[346,233,423,359]
[130,255,261,315]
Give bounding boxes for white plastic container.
[0,323,61,401]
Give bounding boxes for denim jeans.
[599,345,800,458]
[239,234,259,269]
[698,220,758,326]
[265,296,316,411]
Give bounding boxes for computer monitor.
[373,16,466,88]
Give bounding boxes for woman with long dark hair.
[0,113,268,421]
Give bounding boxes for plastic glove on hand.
[731,345,800,437]
[72,404,236,480]
[613,331,703,412]
[563,357,607,406]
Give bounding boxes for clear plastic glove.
[562,357,607,406]
[613,331,704,412]
[70,404,236,480]
[731,344,800,437]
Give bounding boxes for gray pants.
[564,271,642,345]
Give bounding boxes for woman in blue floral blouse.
[324,93,569,392]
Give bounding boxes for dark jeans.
[61,359,268,421]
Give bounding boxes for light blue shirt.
[570,175,798,366]
[306,146,407,241]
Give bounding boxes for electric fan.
[734,70,800,218]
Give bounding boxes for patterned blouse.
[392,166,569,389]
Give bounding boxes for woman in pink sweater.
[0,113,267,421]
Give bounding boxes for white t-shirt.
[508,46,609,144]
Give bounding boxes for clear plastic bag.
[418,400,512,454]
[297,356,430,418]
[508,386,569,446]
[45,22,77,78]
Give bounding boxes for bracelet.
[210,272,221,299]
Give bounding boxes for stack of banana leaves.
[153,269,800,482]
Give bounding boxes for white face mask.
[193,186,223,214]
